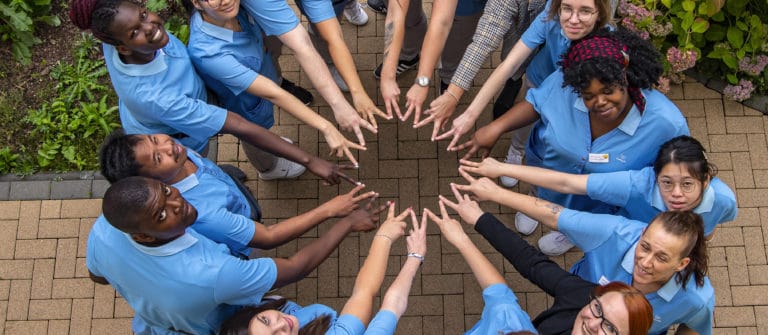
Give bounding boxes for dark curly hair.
[560,27,662,97]
[220,298,332,335]
[69,0,139,45]
[99,129,144,184]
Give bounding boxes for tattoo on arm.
[534,198,563,215]
[383,22,394,62]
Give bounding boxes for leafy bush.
[618,0,768,101]
[148,0,191,44]
[0,0,61,65]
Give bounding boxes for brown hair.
[546,0,614,31]
[594,282,653,335]
[649,211,708,288]
[219,299,331,335]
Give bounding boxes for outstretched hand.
[343,195,387,233]
[406,211,428,256]
[458,157,507,178]
[439,183,484,225]
[323,184,378,218]
[321,126,366,167]
[451,123,503,160]
[306,158,360,186]
[451,168,503,202]
[376,202,414,242]
[423,200,468,246]
[414,92,458,141]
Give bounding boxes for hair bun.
[69,0,98,30]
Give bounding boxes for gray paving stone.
[50,180,92,199]
[0,182,9,200]
[91,179,110,199]
[9,181,50,200]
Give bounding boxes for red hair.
[594,282,653,335]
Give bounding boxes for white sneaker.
[514,212,539,235]
[343,1,369,26]
[538,231,575,256]
[329,65,349,92]
[499,145,522,187]
[258,137,307,180]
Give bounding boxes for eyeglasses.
[200,0,221,8]
[657,178,698,193]
[560,5,597,22]
[588,295,621,335]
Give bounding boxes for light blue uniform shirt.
[173,148,256,257]
[240,0,301,36]
[525,71,689,212]
[364,310,398,335]
[103,34,227,153]
[283,302,365,334]
[86,216,277,335]
[188,11,278,128]
[295,0,340,23]
[465,283,537,335]
[586,167,737,235]
[558,209,715,335]
[519,0,571,86]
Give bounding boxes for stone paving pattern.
[2,4,768,334]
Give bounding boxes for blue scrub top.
[364,310,399,335]
[295,0,341,23]
[586,167,737,235]
[188,11,278,129]
[173,148,257,257]
[86,216,277,335]
[558,209,715,335]
[465,283,538,334]
[519,0,571,86]
[103,34,227,153]
[524,71,689,212]
[240,0,301,36]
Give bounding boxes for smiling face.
[133,134,189,184]
[247,310,299,335]
[194,0,241,25]
[657,162,708,211]
[559,0,600,40]
[633,221,691,290]
[581,79,632,125]
[108,1,169,57]
[133,180,197,243]
[572,292,629,335]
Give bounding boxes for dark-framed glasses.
[560,5,597,21]
[588,294,621,335]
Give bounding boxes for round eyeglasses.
[588,294,621,335]
[657,178,698,193]
[560,5,597,22]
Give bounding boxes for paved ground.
[2,4,768,334]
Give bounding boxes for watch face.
[417,76,430,87]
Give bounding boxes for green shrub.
[0,0,61,65]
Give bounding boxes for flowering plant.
[617,0,768,102]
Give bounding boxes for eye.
[163,186,172,195]
[640,242,650,251]
[159,209,167,221]
[259,315,270,325]
[579,8,594,15]
[656,254,668,263]
[604,321,620,335]
[141,10,148,20]
[582,94,595,101]
[593,300,603,315]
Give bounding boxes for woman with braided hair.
[455,27,690,255]
[68,0,359,185]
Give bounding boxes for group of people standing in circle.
[68,0,737,333]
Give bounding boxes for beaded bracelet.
[407,252,425,263]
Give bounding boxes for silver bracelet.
[445,90,459,103]
[407,252,425,263]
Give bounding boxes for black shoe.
[281,78,313,105]
[374,55,419,79]
[439,80,449,95]
[367,0,387,14]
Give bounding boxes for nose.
[568,11,581,23]
[166,192,184,212]
[585,315,602,334]
[639,253,653,269]
[671,183,684,197]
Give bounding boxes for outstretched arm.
[453,169,562,230]
[377,213,427,317]
[339,204,416,326]
[250,185,378,249]
[459,157,588,194]
[277,25,376,146]
[313,18,390,128]
[271,200,385,288]
[380,0,410,120]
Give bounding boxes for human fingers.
[449,182,464,202]
[413,113,436,129]
[341,146,359,167]
[423,208,441,225]
[438,197,450,219]
[346,183,366,197]
[438,194,460,211]
[459,158,480,168]
[352,125,366,148]
[335,169,359,186]
[457,166,477,183]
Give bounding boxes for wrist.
[406,252,425,263]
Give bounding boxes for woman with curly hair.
[455,27,689,255]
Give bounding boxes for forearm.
[250,204,333,249]
[499,165,588,195]
[271,219,352,288]
[451,235,504,289]
[486,185,561,230]
[316,20,368,96]
[221,111,312,165]
[249,76,335,132]
[381,1,408,80]
[379,257,421,316]
[339,235,395,323]
[464,40,532,114]
[415,1,457,79]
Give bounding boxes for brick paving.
[2,4,768,335]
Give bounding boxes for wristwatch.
[415,76,431,87]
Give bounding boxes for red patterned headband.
[561,36,629,70]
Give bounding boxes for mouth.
[284,316,294,331]
[668,201,687,210]
[635,263,652,277]
[148,25,165,43]
[582,320,592,335]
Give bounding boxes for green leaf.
[736,21,748,31]
[705,24,727,41]
[727,27,744,48]
[35,15,59,26]
[682,0,696,11]
[726,73,738,84]
[692,18,709,33]
[0,3,33,32]
[723,54,739,70]
[661,0,672,8]
[706,0,725,16]
[736,49,745,59]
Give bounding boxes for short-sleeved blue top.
[86,216,277,334]
[173,148,256,257]
[586,167,737,235]
[240,0,301,36]
[103,34,227,153]
[558,209,715,335]
[524,71,689,212]
[465,283,538,334]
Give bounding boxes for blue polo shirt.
[465,284,537,335]
[240,0,301,36]
[188,11,278,129]
[86,216,277,335]
[586,167,737,235]
[519,0,570,86]
[364,310,399,335]
[173,148,256,257]
[558,209,715,335]
[280,301,365,335]
[525,71,689,212]
[103,34,227,153]
[295,0,340,23]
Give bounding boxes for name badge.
[589,153,609,163]
[598,275,610,286]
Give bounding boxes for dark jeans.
[492,77,523,120]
